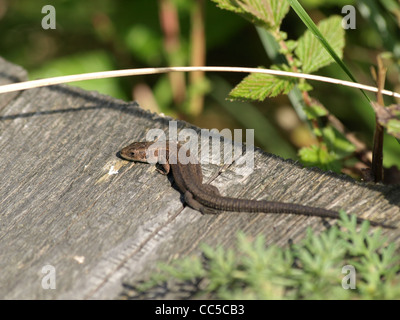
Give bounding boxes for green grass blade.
[287,0,370,102]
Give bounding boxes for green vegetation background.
[1,0,399,167]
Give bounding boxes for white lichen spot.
[73,255,85,264]
[108,165,119,175]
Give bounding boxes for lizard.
[119,140,395,229]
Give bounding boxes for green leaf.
[297,81,313,92]
[285,39,298,52]
[210,76,297,158]
[298,144,342,172]
[387,119,400,139]
[125,25,163,65]
[299,125,356,169]
[303,102,327,120]
[288,0,370,102]
[211,0,290,31]
[229,66,296,101]
[321,126,356,159]
[295,16,345,73]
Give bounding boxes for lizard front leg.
[155,163,171,175]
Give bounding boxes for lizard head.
[119,141,165,164]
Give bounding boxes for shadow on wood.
[0,57,399,299]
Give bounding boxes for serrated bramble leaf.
[295,16,345,73]
[210,0,244,13]
[211,0,290,30]
[289,0,370,102]
[229,72,295,101]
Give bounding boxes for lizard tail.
[202,197,395,229]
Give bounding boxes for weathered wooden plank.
[0,58,399,299]
[0,57,28,112]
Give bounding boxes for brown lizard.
[119,140,395,228]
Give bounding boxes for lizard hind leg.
[201,184,221,196]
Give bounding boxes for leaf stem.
[371,57,386,183]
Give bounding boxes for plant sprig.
[211,0,400,177]
[125,212,400,300]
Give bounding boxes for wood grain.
[0,57,399,299]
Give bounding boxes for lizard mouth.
[116,151,126,160]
